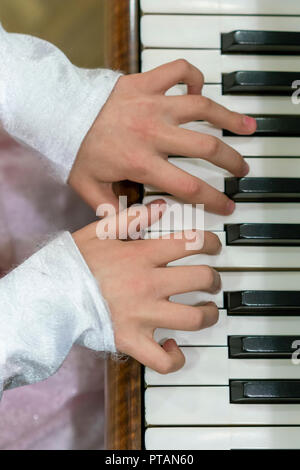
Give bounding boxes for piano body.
[105,0,300,450]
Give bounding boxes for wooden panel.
[0,0,107,68]
[0,0,142,450]
[105,0,140,73]
[105,357,142,450]
[104,0,142,451]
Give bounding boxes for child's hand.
[69,60,256,215]
[72,201,221,374]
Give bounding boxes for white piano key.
[174,233,300,269]
[145,157,300,195]
[141,0,300,15]
[145,387,300,425]
[145,231,300,268]
[170,271,300,308]
[180,121,300,157]
[143,195,300,231]
[171,271,300,310]
[169,157,300,178]
[145,347,300,385]
[170,289,223,309]
[166,84,298,115]
[141,15,300,49]
[226,137,300,158]
[154,310,300,346]
[142,0,300,444]
[146,348,228,385]
[154,310,228,345]
[145,427,300,450]
[144,195,205,231]
[145,159,225,194]
[142,50,300,83]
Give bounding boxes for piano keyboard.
[145,427,300,450]
[141,0,300,450]
[141,0,300,15]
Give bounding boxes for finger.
[155,265,221,297]
[74,178,120,212]
[147,158,235,215]
[127,335,185,374]
[159,126,249,177]
[141,59,204,95]
[166,95,257,134]
[152,301,219,331]
[143,230,221,266]
[96,199,167,240]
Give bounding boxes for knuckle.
[125,150,149,176]
[117,73,144,93]
[186,94,203,109]
[142,119,159,140]
[199,96,212,111]
[198,69,205,83]
[130,275,154,297]
[183,177,202,198]
[204,136,219,156]
[114,331,131,354]
[157,357,175,375]
[174,58,191,72]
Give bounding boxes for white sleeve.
[0,232,116,398]
[0,24,122,181]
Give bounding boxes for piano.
[105,0,300,450]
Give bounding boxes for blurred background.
[0,0,107,68]
[0,0,111,450]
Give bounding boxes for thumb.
[96,199,167,240]
[77,178,120,212]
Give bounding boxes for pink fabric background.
[0,131,106,450]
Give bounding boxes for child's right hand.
[72,201,221,374]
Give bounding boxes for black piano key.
[223,115,300,137]
[226,223,300,246]
[229,335,299,359]
[224,177,300,202]
[225,290,300,316]
[222,71,298,95]
[221,30,300,54]
[230,380,300,404]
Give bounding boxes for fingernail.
[147,199,167,210]
[163,339,177,352]
[243,115,257,131]
[216,238,222,255]
[242,161,250,176]
[212,270,222,293]
[148,198,167,207]
[146,199,167,217]
[226,199,235,214]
